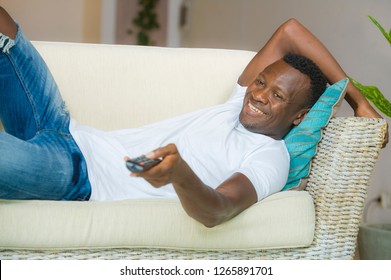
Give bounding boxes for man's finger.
[147,143,178,159]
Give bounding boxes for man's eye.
[273,92,283,99]
[256,79,265,87]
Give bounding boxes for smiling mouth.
[248,101,267,115]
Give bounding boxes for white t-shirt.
[69,84,290,201]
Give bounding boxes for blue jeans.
[0,25,91,200]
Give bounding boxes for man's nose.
[252,89,269,104]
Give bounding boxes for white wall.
[0,0,84,42]
[101,0,117,44]
[167,0,183,47]
[182,0,391,223]
[0,0,101,43]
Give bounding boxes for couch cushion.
[0,191,315,250]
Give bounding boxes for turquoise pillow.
[282,78,349,191]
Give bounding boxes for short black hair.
[283,53,327,108]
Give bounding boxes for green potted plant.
[357,16,391,260]
[350,16,391,117]
[128,0,160,46]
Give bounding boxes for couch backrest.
[31,42,255,131]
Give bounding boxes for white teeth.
[248,102,265,115]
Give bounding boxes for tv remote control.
[126,155,162,173]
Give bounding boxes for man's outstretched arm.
[239,18,388,146]
[127,144,257,228]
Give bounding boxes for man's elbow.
[281,18,305,37]
[194,215,223,228]
[193,210,239,228]
[202,218,223,228]
[283,18,302,29]
[183,209,226,227]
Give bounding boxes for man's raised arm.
[239,18,388,147]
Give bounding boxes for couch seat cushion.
[0,191,314,250]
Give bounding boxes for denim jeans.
[0,25,91,200]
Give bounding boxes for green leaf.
[137,32,149,46]
[350,77,391,117]
[368,16,391,45]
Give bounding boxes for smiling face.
[239,59,311,140]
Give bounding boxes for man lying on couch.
[0,6,387,227]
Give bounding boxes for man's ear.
[292,108,309,126]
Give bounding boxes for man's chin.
[239,118,260,134]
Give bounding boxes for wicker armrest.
[237,117,385,260]
[294,117,386,259]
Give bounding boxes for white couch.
[0,41,386,259]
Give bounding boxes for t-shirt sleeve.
[226,83,247,103]
[235,142,290,201]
